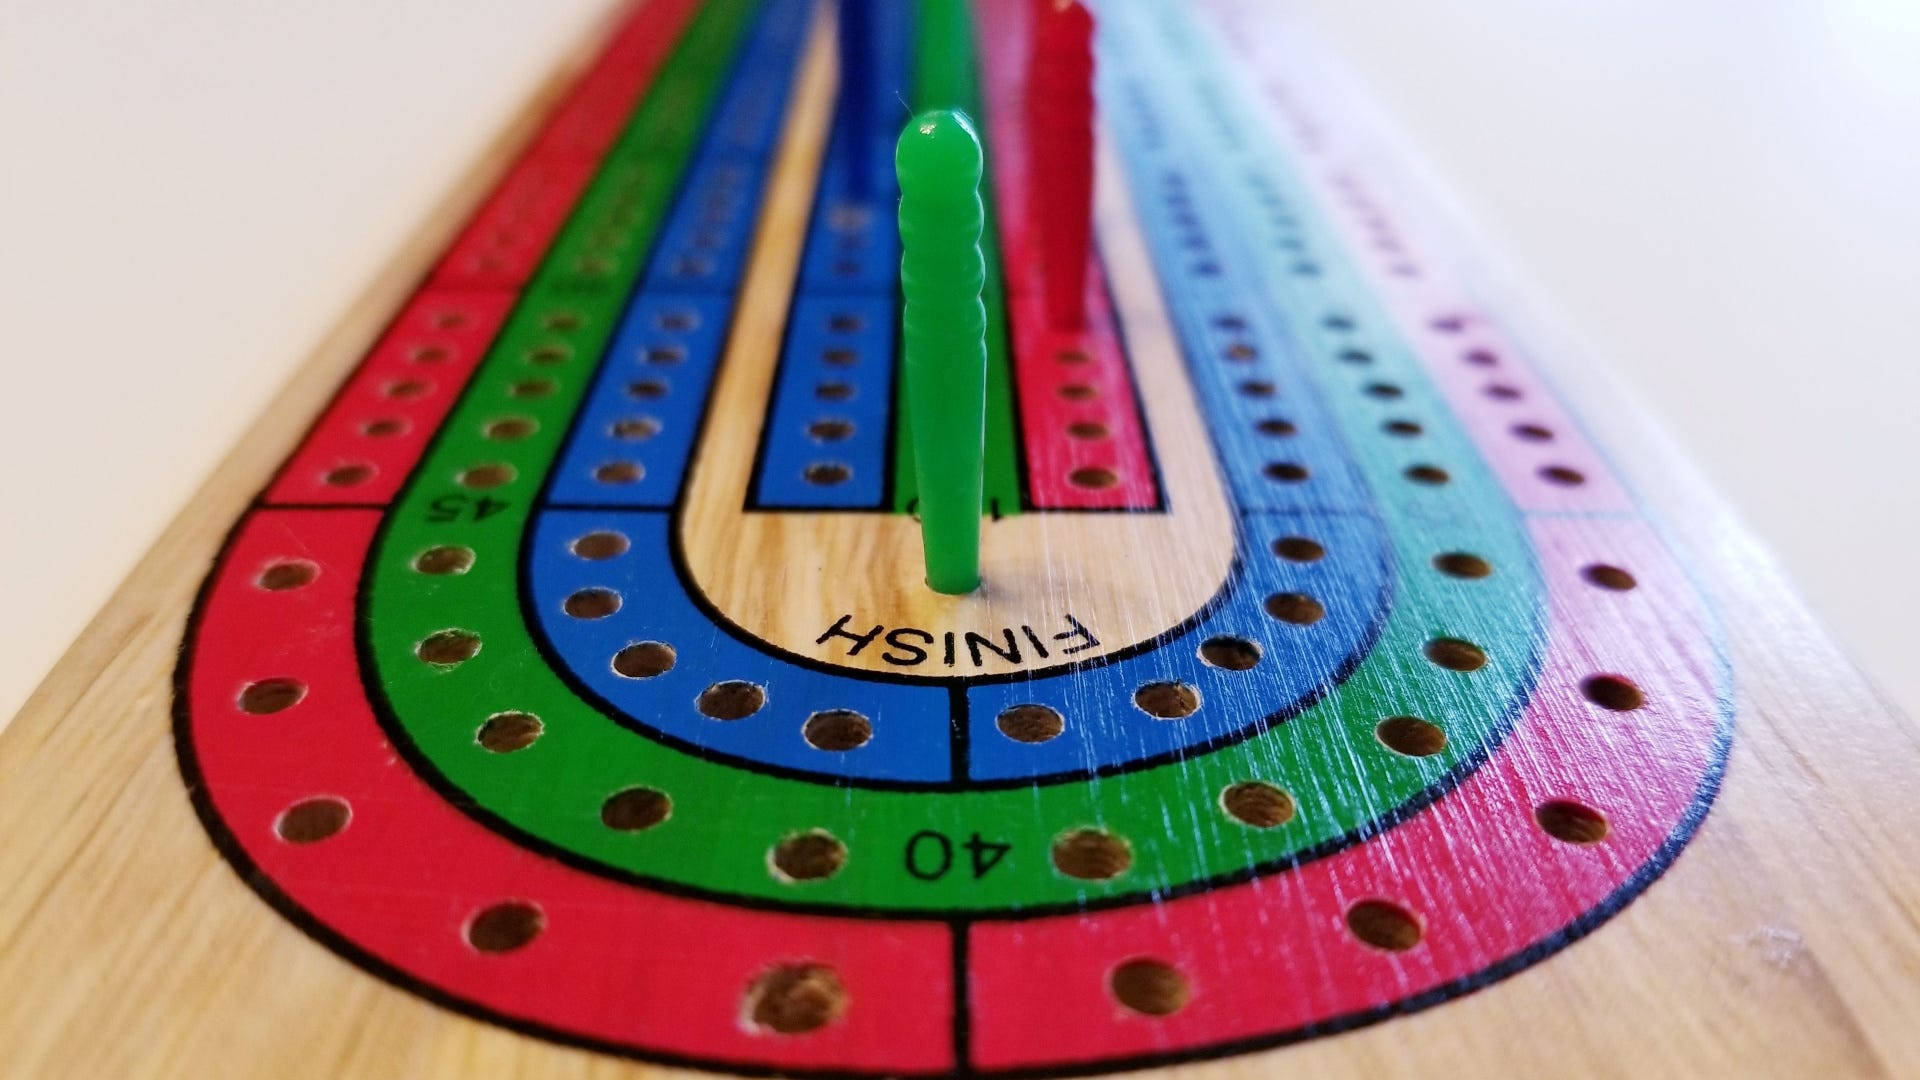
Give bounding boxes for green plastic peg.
[897,109,988,594]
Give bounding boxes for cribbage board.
[3,1,1917,1077]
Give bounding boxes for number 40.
[904,830,1010,881]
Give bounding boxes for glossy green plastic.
[897,109,988,593]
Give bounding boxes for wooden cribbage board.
[3,1,1918,1077]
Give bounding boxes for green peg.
[897,109,988,594]
[914,0,972,112]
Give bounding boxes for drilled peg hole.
[484,416,536,440]
[611,417,661,440]
[595,461,643,484]
[459,463,514,489]
[1540,465,1586,486]
[413,544,476,578]
[1264,592,1325,625]
[746,964,846,1034]
[1069,467,1119,490]
[477,712,542,753]
[996,704,1064,743]
[466,902,543,953]
[570,531,628,561]
[772,831,847,881]
[239,678,306,714]
[1536,800,1611,844]
[1067,420,1109,440]
[524,344,570,367]
[563,588,620,619]
[1432,552,1492,579]
[1272,536,1325,562]
[1582,564,1637,590]
[612,641,675,679]
[1346,900,1422,951]
[1376,715,1446,757]
[257,561,317,591]
[1424,638,1486,672]
[324,463,374,487]
[601,787,671,831]
[1256,418,1297,437]
[698,680,766,720]
[1582,674,1645,711]
[417,629,481,666]
[808,418,855,442]
[1110,959,1190,1017]
[803,710,872,751]
[1051,828,1132,880]
[1221,781,1295,828]
[1134,682,1200,719]
[1199,636,1262,671]
[1405,464,1450,486]
[276,797,349,843]
[804,462,852,486]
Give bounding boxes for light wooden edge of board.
[3,0,1920,1076]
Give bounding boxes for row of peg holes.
[1284,225,1652,797]
[1324,168,1594,488]
[800,312,867,487]
[318,309,477,487]
[586,312,692,485]
[1204,209,1650,761]
[1239,174,1545,496]
[1054,347,1126,491]
[568,168,653,278]
[1134,188,1632,911]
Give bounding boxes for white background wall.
[3,0,1916,724]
